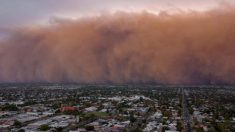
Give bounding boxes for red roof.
[60,106,77,112]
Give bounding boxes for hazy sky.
[0,0,233,28]
[0,0,234,39]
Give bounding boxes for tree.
[131,128,142,132]
[162,126,169,131]
[14,120,22,128]
[196,127,204,132]
[3,104,18,111]
[40,124,50,131]
[177,121,182,131]
[85,125,94,131]
[18,129,25,132]
[129,113,136,123]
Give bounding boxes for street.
[182,88,192,132]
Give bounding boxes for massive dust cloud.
[0,8,234,84]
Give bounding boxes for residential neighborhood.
[0,84,234,132]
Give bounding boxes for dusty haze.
[0,8,235,84]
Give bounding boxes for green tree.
[131,128,142,132]
[14,120,22,128]
[18,129,25,132]
[3,104,18,111]
[85,125,94,131]
[129,113,136,123]
[40,124,50,131]
[196,127,204,132]
[177,121,182,131]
